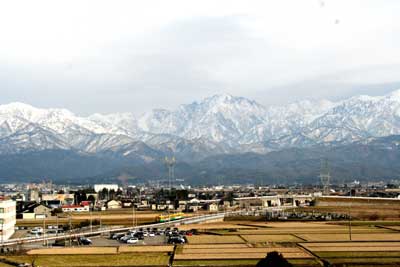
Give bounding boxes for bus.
[157,212,185,222]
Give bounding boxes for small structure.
[106,200,122,209]
[207,203,219,212]
[62,202,90,212]
[21,203,51,219]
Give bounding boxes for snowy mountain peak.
[4,89,400,156]
[386,89,400,101]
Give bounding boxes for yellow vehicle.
[157,212,185,222]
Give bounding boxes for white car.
[30,227,43,234]
[149,232,155,237]
[126,237,139,244]
[143,232,149,237]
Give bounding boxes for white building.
[61,202,90,212]
[0,199,16,241]
[94,184,119,193]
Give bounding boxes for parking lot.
[11,226,189,250]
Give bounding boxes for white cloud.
[0,0,399,114]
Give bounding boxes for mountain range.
[2,90,400,184]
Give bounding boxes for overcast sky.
[0,0,399,115]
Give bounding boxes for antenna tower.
[164,156,176,189]
[320,159,331,195]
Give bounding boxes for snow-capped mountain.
[2,90,400,160]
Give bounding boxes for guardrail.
[1,211,240,247]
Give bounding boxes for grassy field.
[27,247,117,255]
[5,254,170,267]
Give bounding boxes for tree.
[256,251,292,267]
[87,195,96,204]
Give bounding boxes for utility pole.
[349,188,352,241]
[69,213,72,247]
[56,215,59,237]
[43,217,46,246]
[132,204,135,228]
[90,210,92,233]
[1,221,3,249]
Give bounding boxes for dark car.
[168,236,185,244]
[78,237,92,245]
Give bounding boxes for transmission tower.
[320,159,331,195]
[164,156,176,189]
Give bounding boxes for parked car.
[168,236,185,244]
[30,227,43,234]
[79,237,92,245]
[112,233,125,240]
[119,235,131,242]
[126,237,139,244]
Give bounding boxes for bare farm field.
[241,234,303,243]
[297,233,400,241]
[186,235,245,244]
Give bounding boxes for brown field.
[178,222,255,231]
[241,234,302,243]
[186,235,245,244]
[297,233,400,241]
[254,221,344,228]
[119,245,174,253]
[301,241,400,248]
[173,259,321,267]
[182,244,250,249]
[219,227,390,235]
[174,252,312,260]
[383,226,400,231]
[181,247,301,254]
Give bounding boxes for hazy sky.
[0,0,399,115]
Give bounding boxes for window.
[0,219,4,224]
[0,208,4,213]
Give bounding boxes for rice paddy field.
[6,220,400,266]
[174,220,400,267]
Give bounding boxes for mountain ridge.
[1,90,400,160]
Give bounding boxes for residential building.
[0,199,16,241]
